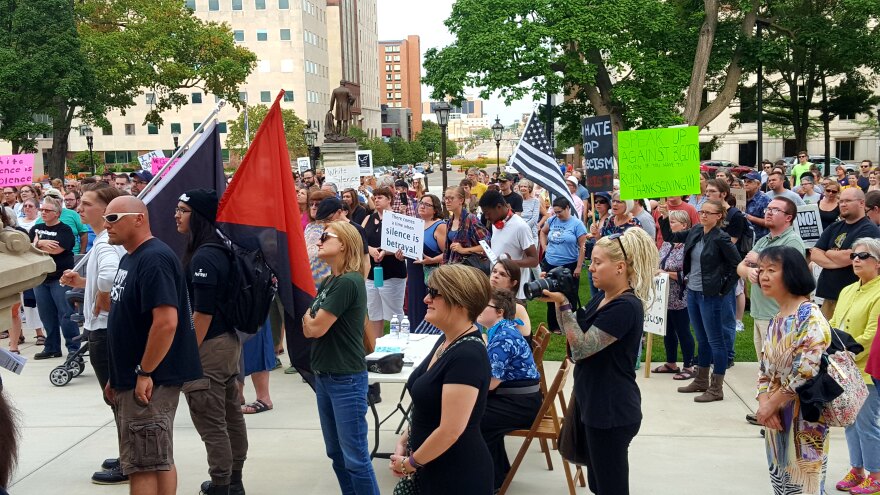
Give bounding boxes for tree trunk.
[821,74,831,176]
[47,98,74,180]
[683,0,719,124]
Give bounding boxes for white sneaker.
[735,320,745,333]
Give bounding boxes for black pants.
[662,308,694,368]
[480,390,543,489]
[88,329,112,406]
[540,259,578,332]
[583,422,640,495]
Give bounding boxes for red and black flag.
[216,91,317,385]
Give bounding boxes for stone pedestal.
[0,230,56,330]
[321,142,360,190]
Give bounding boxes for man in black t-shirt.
[498,173,523,213]
[176,189,249,495]
[104,196,201,494]
[812,188,880,319]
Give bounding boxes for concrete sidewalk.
[3,340,852,495]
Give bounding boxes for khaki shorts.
[115,384,181,475]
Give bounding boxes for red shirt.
[866,315,880,379]
[651,201,700,248]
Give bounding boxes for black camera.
[524,267,578,301]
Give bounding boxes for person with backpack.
[175,189,248,495]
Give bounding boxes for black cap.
[315,197,344,221]
[178,189,218,221]
[130,170,154,182]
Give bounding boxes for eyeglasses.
[826,189,839,194]
[699,210,722,216]
[418,202,434,208]
[132,179,147,185]
[39,208,58,213]
[22,204,35,209]
[174,207,192,215]
[319,231,339,243]
[487,304,499,310]
[798,155,807,158]
[426,287,442,299]
[763,207,786,215]
[850,252,877,261]
[309,202,319,208]
[861,165,870,168]
[606,232,628,261]
[103,212,141,223]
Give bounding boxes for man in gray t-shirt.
[631,199,656,240]
[765,171,805,206]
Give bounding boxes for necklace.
[436,325,475,359]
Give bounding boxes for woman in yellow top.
[829,237,880,494]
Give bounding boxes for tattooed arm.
[555,297,618,361]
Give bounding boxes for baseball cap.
[744,171,762,181]
[178,189,218,221]
[594,191,611,203]
[498,172,512,181]
[565,176,578,186]
[314,197,344,221]
[130,170,154,182]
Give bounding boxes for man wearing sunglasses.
[790,151,812,187]
[103,196,202,495]
[811,188,880,319]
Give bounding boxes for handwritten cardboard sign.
[793,203,824,248]
[151,157,180,178]
[138,150,166,171]
[324,164,360,190]
[296,157,311,173]
[643,273,670,336]
[617,126,701,200]
[357,150,373,176]
[0,154,35,187]
[380,211,424,260]
[581,116,614,192]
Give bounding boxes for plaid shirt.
[444,211,491,264]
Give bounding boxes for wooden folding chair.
[530,324,553,395]
[498,358,585,495]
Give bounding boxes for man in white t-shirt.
[479,190,538,299]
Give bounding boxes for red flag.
[216,90,316,383]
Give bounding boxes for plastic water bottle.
[400,315,410,343]
[390,314,400,340]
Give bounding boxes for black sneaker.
[34,351,62,360]
[368,383,382,404]
[101,458,120,471]
[746,413,760,426]
[91,467,129,485]
[200,480,239,495]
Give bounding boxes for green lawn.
[527,274,759,363]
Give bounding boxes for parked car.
[700,160,755,177]
[781,155,857,175]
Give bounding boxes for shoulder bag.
[821,305,868,427]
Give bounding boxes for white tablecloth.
[367,334,440,384]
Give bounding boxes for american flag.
[510,111,574,206]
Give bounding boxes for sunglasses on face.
[798,155,807,158]
[606,232,628,261]
[319,231,339,243]
[103,212,141,223]
[850,252,877,261]
[39,208,57,213]
[426,287,442,299]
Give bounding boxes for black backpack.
[205,243,277,334]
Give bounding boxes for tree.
[226,104,307,159]
[472,128,493,140]
[423,0,761,142]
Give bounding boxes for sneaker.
[745,413,760,426]
[284,366,299,375]
[837,469,867,491]
[851,476,880,494]
[91,467,129,485]
[100,458,120,471]
[34,351,62,360]
[201,480,244,495]
[735,320,745,333]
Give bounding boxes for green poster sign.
[617,126,701,200]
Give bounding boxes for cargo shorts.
[115,384,181,475]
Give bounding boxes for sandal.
[242,399,273,414]
[8,349,20,354]
[0,331,8,339]
[673,367,696,380]
[652,363,680,374]
[36,335,46,346]
[18,336,24,344]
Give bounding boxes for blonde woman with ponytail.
[540,227,658,495]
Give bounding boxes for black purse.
[455,211,490,275]
[367,353,404,374]
[558,394,589,466]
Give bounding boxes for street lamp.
[434,101,451,191]
[82,126,94,175]
[492,117,504,175]
[303,125,318,172]
[172,130,181,151]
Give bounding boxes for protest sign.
[644,273,670,337]
[324,164,360,190]
[380,211,424,260]
[479,240,498,266]
[357,150,373,176]
[0,154,35,187]
[296,157,311,173]
[793,203,823,248]
[138,150,166,171]
[581,116,614,192]
[732,187,747,210]
[151,157,181,178]
[617,126,701,200]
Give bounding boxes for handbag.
[393,420,420,495]
[453,211,491,275]
[822,327,868,427]
[367,353,404,374]
[558,394,589,466]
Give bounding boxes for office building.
[378,36,422,137]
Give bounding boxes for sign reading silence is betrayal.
[581,116,614,192]
[380,211,424,261]
[0,154,36,187]
[617,126,701,200]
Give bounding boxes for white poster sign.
[380,212,424,260]
[357,150,373,176]
[324,164,360,190]
[479,240,498,266]
[732,187,747,211]
[296,157,311,173]
[792,204,823,248]
[137,149,166,171]
[644,273,670,336]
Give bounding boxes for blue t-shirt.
[486,320,539,382]
[544,215,588,266]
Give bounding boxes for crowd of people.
[1,150,880,495]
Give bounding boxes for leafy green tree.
[226,104,307,159]
[472,128,493,140]
[69,150,105,174]
[359,137,393,166]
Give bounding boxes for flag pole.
[69,99,227,273]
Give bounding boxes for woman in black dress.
[389,264,493,494]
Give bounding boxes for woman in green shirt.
[302,221,379,494]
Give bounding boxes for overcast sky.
[376,0,537,126]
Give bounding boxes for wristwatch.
[134,365,152,377]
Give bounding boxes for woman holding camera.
[541,228,658,495]
[658,198,741,402]
[539,197,588,334]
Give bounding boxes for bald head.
[105,196,152,250]
[839,187,867,223]
[841,187,865,202]
[107,195,148,214]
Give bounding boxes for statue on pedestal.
[325,80,357,143]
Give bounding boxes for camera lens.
[524,278,556,300]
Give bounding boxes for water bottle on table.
[390,314,400,339]
[400,315,410,343]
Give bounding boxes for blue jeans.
[844,381,880,472]
[33,281,80,354]
[687,289,734,376]
[314,371,379,495]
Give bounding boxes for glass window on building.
[146,93,156,105]
[185,0,195,9]
[278,0,289,7]
[218,122,228,133]
[284,90,294,102]
[261,91,271,102]
[147,124,159,135]
[238,91,248,102]
[221,149,231,162]
[194,123,201,131]
[125,124,136,136]
[170,123,182,134]
[280,29,291,40]
[255,0,266,9]
[101,125,112,136]
[836,140,856,161]
[256,29,268,41]
[232,0,242,9]
[192,92,203,104]
[233,30,244,42]
[209,0,219,10]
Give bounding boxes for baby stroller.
[48,288,89,386]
